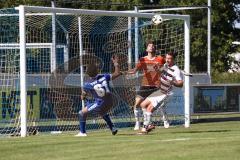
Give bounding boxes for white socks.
[143,111,152,127]
[142,108,147,125]
[134,107,141,123]
[135,107,151,128]
[160,107,168,122]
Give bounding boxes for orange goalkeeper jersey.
[136,55,165,86]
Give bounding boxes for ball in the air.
[152,14,163,25]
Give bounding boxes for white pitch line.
[161,138,190,142]
[72,137,217,143]
[162,137,218,142]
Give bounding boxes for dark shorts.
[86,94,114,116]
[136,86,159,99]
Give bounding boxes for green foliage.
[0,0,51,8]
[212,72,240,83]
[0,0,240,74]
[211,1,239,72]
[156,0,240,73]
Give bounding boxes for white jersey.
[160,64,182,94]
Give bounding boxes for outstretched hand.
[169,77,176,86]
[81,90,87,100]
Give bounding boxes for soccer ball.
[152,14,163,25]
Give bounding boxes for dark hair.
[86,63,98,77]
[166,52,176,59]
[145,40,156,54]
[146,39,154,45]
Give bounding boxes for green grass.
[1,121,240,160]
[191,112,240,119]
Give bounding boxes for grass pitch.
[0,121,240,160]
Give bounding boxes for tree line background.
[0,0,240,83]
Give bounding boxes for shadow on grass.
[170,129,231,134]
[192,117,240,124]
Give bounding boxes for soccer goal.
[0,5,190,137]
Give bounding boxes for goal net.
[0,6,190,136]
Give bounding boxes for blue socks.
[102,114,113,130]
[79,111,86,133]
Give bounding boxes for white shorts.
[146,90,172,108]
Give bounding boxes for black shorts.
[136,86,159,99]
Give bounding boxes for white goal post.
[16,5,190,137]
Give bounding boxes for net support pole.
[239,94,240,112]
[128,17,132,69]
[65,32,70,71]
[207,0,212,83]
[64,40,69,71]
[184,16,190,128]
[134,6,139,70]
[19,5,27,137]
[51,1,57,72]
[56,19,69,72]
[78,17,85,108]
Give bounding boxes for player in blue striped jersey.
[75,55,121,137]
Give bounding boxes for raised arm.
[81,90,87,100]
[171,67,183,88]
[125,58,142,74]
[171,79,183,88]
[111,55,122,80]
[126,67,138,74]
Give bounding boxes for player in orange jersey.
[127,40,165,130]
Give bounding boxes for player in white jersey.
[127,40,165,131]
[140,52,184,132]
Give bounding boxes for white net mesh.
[138,20,185,126]
[0,8,185,136]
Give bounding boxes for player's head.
[86,63,99,77]
[165,52,176,66]
[146,40,156,54]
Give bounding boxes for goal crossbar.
[139,6,208,13]
[15,5,190,20]
[0,43,53,49]
[15,5,191,137]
